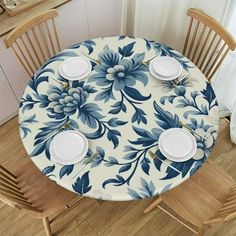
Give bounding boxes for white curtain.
[121,0,236,142]
[121,0,232,51]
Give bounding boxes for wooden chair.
[183,8,236,81]
[210,118,235,159]
[0,162,88,236]
[144,160,236,235]
[4,9,61,77]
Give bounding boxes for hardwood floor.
[0,117,236,236]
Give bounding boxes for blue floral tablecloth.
[19,36,219,201]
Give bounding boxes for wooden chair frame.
[4,9,61,77]
[144,160,236,235]
[183,8,236,81]
[0,164,84,236]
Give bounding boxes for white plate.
[59,57,92,81]
[149,56,182,81]
[49,130,88,165]
[153,56,182,77]
[159,128,197,162]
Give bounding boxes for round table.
[19,36,219,201]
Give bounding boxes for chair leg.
[144,197,162,214]
[96,199,104,204]
[198,226,205,236]
[42,217,52,236]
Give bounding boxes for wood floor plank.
[1,213,44,236]
[67,221,98,236]
[0,204,26,234]
[54,198,100,235]
[136,210,195,236]
[205,218,236,236]
[213,148,236,180]
[102,198,159,236]
[87,200,137,235]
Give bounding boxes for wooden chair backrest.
[4,9,61,77]
[0,165,40,213]
[205,184,236,225]
[183,8,236,81]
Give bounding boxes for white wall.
[56,0,122,49]
[0,66,18,125]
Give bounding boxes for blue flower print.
[47,86,89,119]
[89,46,151,124]
[106,64,136,91]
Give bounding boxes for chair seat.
[160,161,235,227]
[16,161,81,218]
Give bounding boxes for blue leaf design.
[127,178,156,199]
[127,189,143,199]
[161,158,197,180]
[160,95,176,105]
[104,156,118,167]
[108,118,127,127]
[19,115,38,138]
[129,126,159,147]
[107,130,121,148]
[183,110,202,119]
[132,108,147,124]
[32,118,69,158]
[59,165,74,179]
[80,103,104,129]
[85,122,104,140]
[119,164,132,173]
[72,171,92,194]
[118,42,136,57]
[201,83,216,106]
[153,150,166,171]
[69,40,96,54]
[124,86,151,101]
[96,146,105,158]
[141,157,150,175]
[98,45,120,67]
[161,184,173,193]
[83,40,96,54]
[30,142,47,157]
[42,165,55,176]
[91,156,103,168]
[83,85,97,94]
[102,179,121,188]
[109,101,127,114]
[144,39,152,50]
[139,178,155,197]
[154,101,180,129]
[161,165,180,180]
[102,175,125,188]
[21,102,34,113]
[29,75,48,92]
[190,161,203,176]
[124,151,138,160]
[95,88,115,102]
